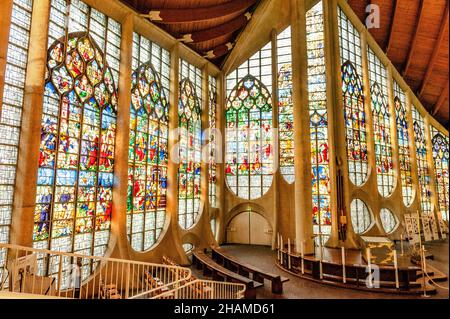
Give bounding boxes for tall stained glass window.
[412,107,432,218]
[394,80,413,206]
[338,8,368,186]
[307,2,331,245]
[178,60,202,229]
[431,127,449,221]
[226,43,274,200]
[34,0,121,281]
[350,199,372,234]
[127,33,170,252]
[277,27,295,184]
[368,47,394,197]
[0,0,33,275]
[209,76,218,208]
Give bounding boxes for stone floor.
[191,239,449,299]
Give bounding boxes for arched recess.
[127,62,169,253]
[225,203,272,246]
[225,75,274,200]
[226,211,272,246]
[34,33,117,278]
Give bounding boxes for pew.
[211,247,289,294]
[192,251,262,299]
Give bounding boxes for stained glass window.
[412,107,433,218]
[178,60,202,229]
[277,27,294,184]
[380,208,398,234]
[431,127,449,221]
[350,199,372,234]
[209,76,218,208]
[127,33,170,252]
[307,2,331,246]
[338,8,368,186]
[394,80,413,206]
[0,0,33,276]
[226,43,273,200]
[33,0,120,283]
[368,47,394,197]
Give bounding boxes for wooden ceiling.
[120,0,448,126]
[348,0,449,126]
[119,0,260,66]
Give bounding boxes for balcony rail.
[0,243,191,299]
[150,279,246,300]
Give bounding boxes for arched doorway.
[226,211,272,246]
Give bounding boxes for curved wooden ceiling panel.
[120,0,259,65]
[121,0,448,126]
[348,0,449,126]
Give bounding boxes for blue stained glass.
[99,172,114,187]
[56,169,77,186]
[37,168,55,185]
[79,171,96,186]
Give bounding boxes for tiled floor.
[191,239,449,299]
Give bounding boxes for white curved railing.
[0,243,191,299]
[150,279,246,300]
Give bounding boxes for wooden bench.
[192,251,262,299]
[211,247,289,294]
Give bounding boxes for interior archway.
[226,210,272,246]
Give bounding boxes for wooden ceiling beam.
[141,0,257,24]
[419,1,449,98]
[403,0,426,77]
[433,81,449,116]
[179,13,252,44]
[204,42,235,59]
[386,0,399,55]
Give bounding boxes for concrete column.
[11,0,51,247]
[322,0,342,248]
[166,44,188,264]
[291,0,314,254]
[110,13,133,260]
[325,0,359,249]
[386,66,405,232]
[201,64,211,234]
[216,72,226,245]
[270,29,280,250]
[0,0,13,113]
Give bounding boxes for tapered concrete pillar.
[110,13,133,260]
[216,72,226,245]
[271,29,280,250]
[166,44,188,264]
[11,0,51,247]
[0,0,13,112]
[291,0,314,254]
[386,66,406,235]
[322,0,343,248]
[200,64,213,242]
[325,0,359,249]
